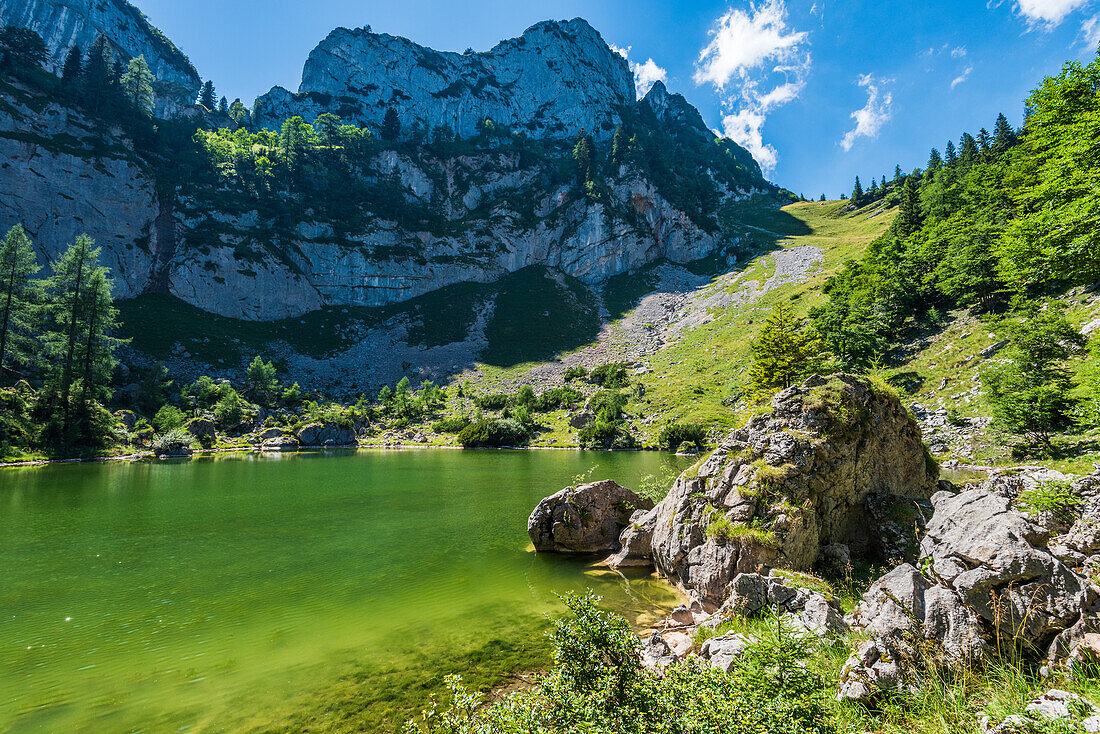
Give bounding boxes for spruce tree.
[199,80,216,109]
[992,113,1017,155]
[881,175,887,191]
[61,45,83,89]
[977,128,992,158]
[218,96,228,114]
[868,178,878,198]
[82,34,114,114]
[893,175,923,237]
[381,107,400,141]
[748,302,826,395]
[0,224,39,376]
[0,26,47,72]
[893,164,903,182]
[120,55,154,117]
[944,140,958,164]
[610,123,627,167]
[851,176,863,206]
[928,148,943,171]
[959,132,979,163]
[573,129,594,187]
[75,267,122,416]
[277,116,307,172]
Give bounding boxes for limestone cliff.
[0,0,201,115]
[253,19,633,140]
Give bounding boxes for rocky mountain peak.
[641,81,712,137]
[253,17,636,139]
[0,0,201,115]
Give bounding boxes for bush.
[1016,480,1082,525]
[534,386,582,411]
[514,384,537,408]
[589,390,627,421]
[659,421,708,452]
[431,416,471,434]
[152,404,186,433]
[564,366,588,381]
[578,419,637,450]
[458,418,529,447]
[590,362,629,388]
[473,393,510,411]
[151,427,194,456]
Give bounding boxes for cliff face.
[253,19,634,139]
[0,0,201,115]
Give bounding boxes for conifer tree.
[944,140,958,164]
[851,176,863,206]
[82,34,114,114]
[959,132,979,163]
[0,224,39,376]
[977,127,992,158]
[61,45,83,89]
[893,164,903,182]
[881,175,887,190]
[277,116,307,172]
[819,194,826,202]
[893,175,923,237]
[199,80,216,109]
[573,129,594,187]
[610,123,627,167]
[868,178,878,198]
[381,107,400,141]
[119,55,154,117]
[748,302,826,395]
[218,96,228,114]
[992,113,1017,155]
[928,148,943,171]
[228,98,249,127]
[0,26,47,72]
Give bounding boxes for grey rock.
[792,593,848,637]
[114,410,137,431]
[640,631,677,672]
[257,427,289,441]
[528,480,653,554]
[700,631,754,672]
[260,436,300,451]
[605,508,656,568]
[1024,689,1098,721]
[184,417,216,444]
[569,409,596,429]
[836,636,912,702]
[297,422,357,446]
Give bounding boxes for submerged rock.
[528,480,653,554]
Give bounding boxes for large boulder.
[528,480,654,554]
[297,422,357,447]
[185,417,216,446]
[651,374,938,608]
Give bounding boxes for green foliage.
[0,224,40,375]
[533,387,582,411]
[457,418,528,447]
[431,416,471,434]
[381,108,401,141]
[658,421,708,452]
[748,302,829,394]
[578,418,637,450]
[0,26,47,72]
[150,426,193,455]
[982,303,1087,447]
[119,55,155,118]
[244,355,280,407]
[473,393,510,410]
[213,387,249,429]
[1016,480,1082,525]
[564,366,588,381]
[590,363,629,388]
[152,404,185,433]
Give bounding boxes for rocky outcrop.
[838,481,1100,702]
[296,422,356,447]
[0,0,201,115]
[528,480,653,554]
[253,19,632,139]
[184,417,215,446]
[650,374,938,608]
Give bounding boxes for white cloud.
[1012,0,1091,25]
[951,65,973,89]
[611,43,669,99]
[694,0,810,173]
[840,74,893,152]
[1082,13,1100,47]
[951,45,968,58]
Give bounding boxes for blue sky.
[131,0,1099,198]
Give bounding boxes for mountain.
[0,0,201,115]
[0,4,781,324]
[253,19,634,139]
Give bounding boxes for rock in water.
[296,422,357,447]
[650,374,938,608]
[528,480,653,554]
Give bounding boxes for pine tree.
[199,80,216,109]
[381,107,400,141]
[0,26,47,72]
[868,177,878,198]
[277,116,307,172]
[119,55,154,117]
[0,224,40,376]
[82,34,114,114]
[893,164,903,182]
[218,96,228,114]
[977,127,992,158]
[819,194,826,202]
[610,123,627,167]
[61,45,83,89]
[944,140,958,164]
[75,267,122,415]
[893,175,923,237]
[992,113,1017,155]
[573,129,594,187]
[851,176,864,206]
[959,132,979,163]
[881,175,887,191]
[748,302,826,395]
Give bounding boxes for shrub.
[564,366,588,381]
[590,362,629,388]
[534,387,582,411]
[214,389,248,429]
[458,418,529,447]
[152,405,186,433]
[151,427,194,456]
[589,390,627,421]
[1016,480,1082,525]
[473,393,510,411]
[578,419,637,450]
[514,384,537,408]
[659,421,708,452]
[431,416,471,434]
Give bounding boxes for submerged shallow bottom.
[0,449,687,732]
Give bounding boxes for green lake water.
[0,449,688,733]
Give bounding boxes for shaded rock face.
[296,422,356,447]
[650,375,938,608]
[253,19,632,139]
[528,480,653,554]
[0,0,201,115]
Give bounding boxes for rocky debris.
[839,479,1100,703]
[257,427,289,441]
[716,572,847,637]
[700,631,755,672]
[260,436,300,452]
[2,0,202,115]
[568,409,595,429]
[528,481,653,554]
[296,422,357,447]
[640,631,680,672]
[910,402,992,458]
[650,374,938,608]
[992,690,1100,733]
[1061,470,1100,560]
